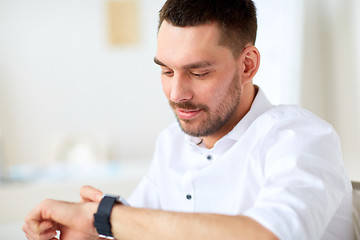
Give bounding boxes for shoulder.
[267,105,328,122]
[258,105,344,172]
[263,105,336,134]
[256,105,342,166]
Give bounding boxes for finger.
[24,214,50,235]
[23,224,35,240]
[24,219,41,235]
[39,228,58,240]
[24,199,64,234]
[38,220,54,232]
[24,199,52,233]
[80,185,103,202]
[27,231,57,240]
[23,222,55,240]
[24,233,33,240]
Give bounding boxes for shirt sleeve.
[128,137,162,209]
[243,110,352,240]
[128,172,160,209]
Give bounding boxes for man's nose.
[170,74,193,103]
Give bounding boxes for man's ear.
[238,45,260,84]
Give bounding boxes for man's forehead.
[156,21,230,68]
[157,21,222,47]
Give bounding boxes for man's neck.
[202,84,257,149]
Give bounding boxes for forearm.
[23,186,278,240]
[110,206,278,240]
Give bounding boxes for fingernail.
[96,194,102,201]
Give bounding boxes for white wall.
[0,0,173,166]
[300,0,360,180]
[254,0,303,105]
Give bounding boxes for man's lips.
[175,108,202,120]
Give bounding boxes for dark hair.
[158,0,257,57]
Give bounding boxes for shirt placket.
[182,169,195,212]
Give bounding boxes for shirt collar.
[225,86,274,141]
[186,86,274,146]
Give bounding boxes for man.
[23,0,354,239]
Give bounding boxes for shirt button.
[186,194,192,200]
[206,155,213,161]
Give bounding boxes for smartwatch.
[94,194,130,239]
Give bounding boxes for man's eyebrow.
[154,57,166,67]
[153,57,214,69]
[183,61,214,70]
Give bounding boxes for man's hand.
[23,185,103,240]
[80,185,103,203]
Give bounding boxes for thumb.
[80,185,103,202]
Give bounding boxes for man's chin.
[177,120,206,137]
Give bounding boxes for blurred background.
[0,0,359,238]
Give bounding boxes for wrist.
[93,194,129,239]
[84,202,101,237]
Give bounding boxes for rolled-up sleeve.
[244,111,352,240]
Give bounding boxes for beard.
[169,70,242,137]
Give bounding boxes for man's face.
[155,21,244,138]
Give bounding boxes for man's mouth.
[175,108,202,120]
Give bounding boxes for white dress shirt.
[129,88,353,240]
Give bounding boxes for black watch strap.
[94,196,117,238]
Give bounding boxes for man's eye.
[191,72,209,78]
[162,71,174,77]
